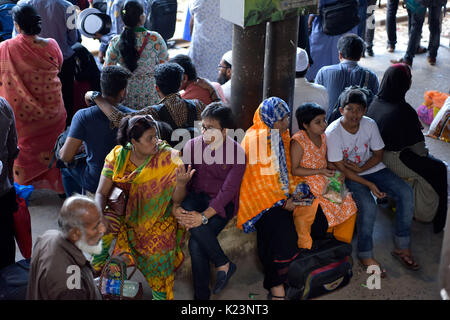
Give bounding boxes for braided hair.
[118,0,144,72]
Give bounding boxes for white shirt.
[291,78,329,134]
[325,116,386,176]
[221,80,231,104]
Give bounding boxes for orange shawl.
[237,105,303,231]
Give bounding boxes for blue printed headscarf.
[259,97,290,196]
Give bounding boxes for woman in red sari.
[0,4,66,192]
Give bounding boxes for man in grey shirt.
[15,0,79,124]
[0,97,19,270]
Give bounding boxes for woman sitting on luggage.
[290,103,357,250]
[366,63,448,233]
[92,115,194,300]
[237,97,302,300]
[104,0,168,110]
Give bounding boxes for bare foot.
[268,285,285,300]
[216,262,229,274]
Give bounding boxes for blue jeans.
[181,192,233,300]
[386,0,399,47]
[60,162,86,197]
[405,6,443,61]
[345,168,414,260]
[357,0,367,39]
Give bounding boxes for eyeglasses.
[217,64,230,70]
[201,124,223,132]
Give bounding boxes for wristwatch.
[201,212,208,225]
[90,91,101,105]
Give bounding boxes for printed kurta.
[105,29,168,110]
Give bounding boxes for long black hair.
[118,0,144,72]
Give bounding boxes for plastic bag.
[322,171,348,204]
[13,183,34,206]
[417,104,435,125]
[427,97,450,143]
[13,196,32,259]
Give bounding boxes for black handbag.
[321,0,360,36]
[285,238,353,300]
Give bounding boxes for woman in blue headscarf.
[238,97,302,300]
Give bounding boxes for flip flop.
[359,261,387,278]
[391,251,420,271]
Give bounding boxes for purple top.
[182,135,247,218]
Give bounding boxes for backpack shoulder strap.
[356,65,371,88]
[138,32,151,57]
[364,70,370,88]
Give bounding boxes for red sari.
[0,34,66,192]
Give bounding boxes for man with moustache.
[27,195,106,300]
[217,51,232,104]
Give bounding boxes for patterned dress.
[188,0,233,81]
[105,28,168,110]
[291,130,357,249]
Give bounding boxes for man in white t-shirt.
[325,88,419,276]
[291,48,329,135]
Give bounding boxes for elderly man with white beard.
[27,195,106,300]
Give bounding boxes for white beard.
[75,236,103,256]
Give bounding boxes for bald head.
[58,195,102,240]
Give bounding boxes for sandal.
[391,251,420,271]
[358,260,387,279]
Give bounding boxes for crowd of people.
[0,0,448,301]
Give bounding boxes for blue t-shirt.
[68,105,132,193]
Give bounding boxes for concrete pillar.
[263,16,299,110]
[230,23,267,131]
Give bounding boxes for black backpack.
[321,0,360,36]
[48,127,87,169]
[285,238,353,300]
[153,99,199,149]
[0,0,17,43]
[144,0,177,42]
[326,69,375,124]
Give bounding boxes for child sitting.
[325,87,419,277]
[290,103,357,250]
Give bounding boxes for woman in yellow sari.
[93,115,194,300]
